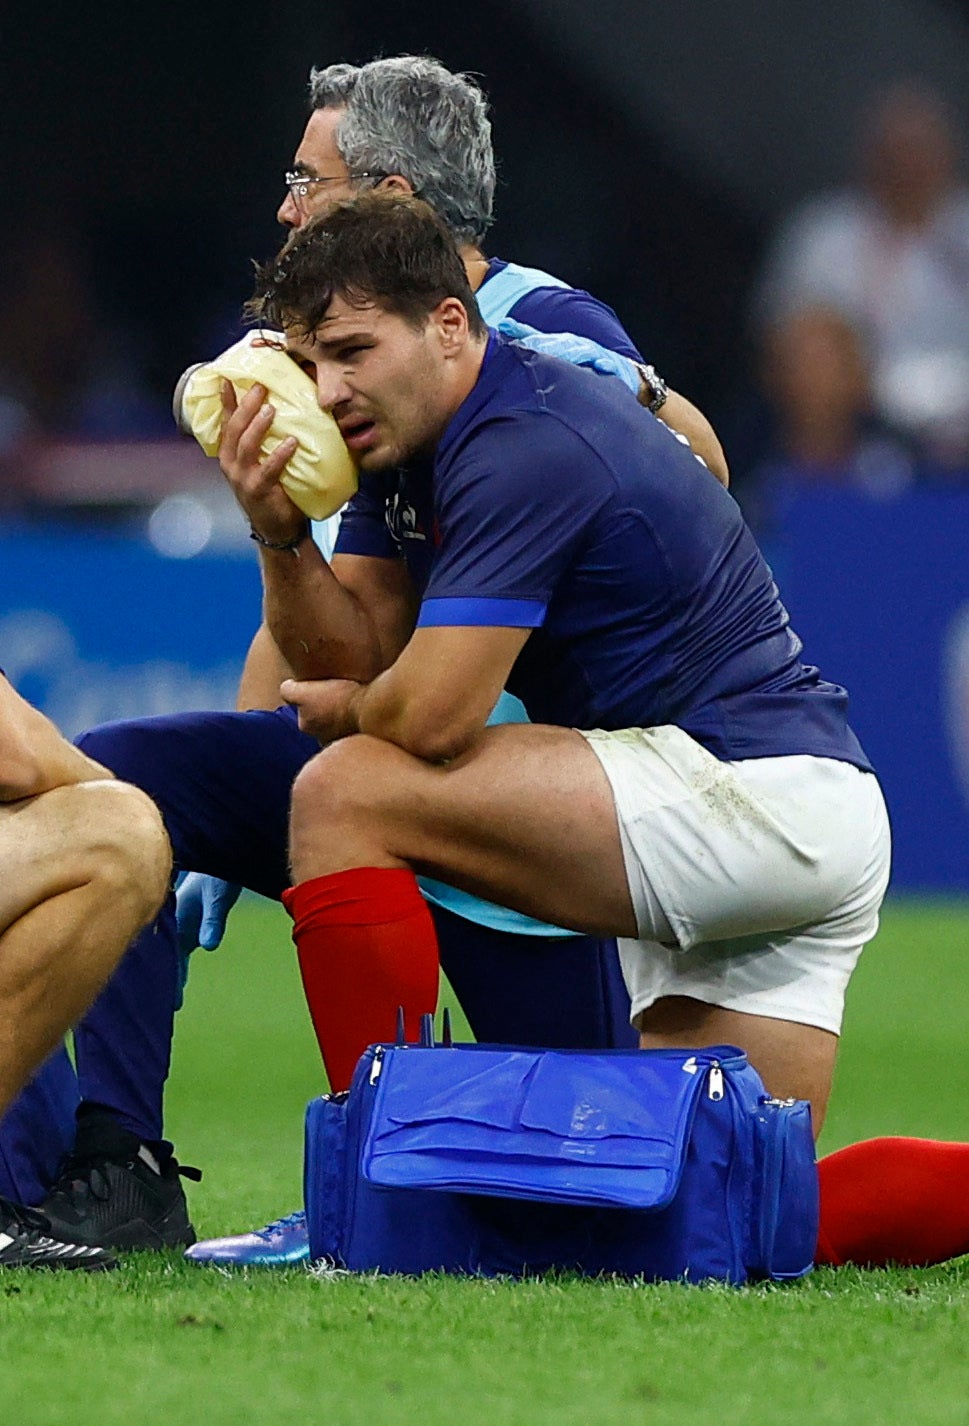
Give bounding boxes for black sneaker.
[40,1108,201,1251]
[0,1195,117,1270]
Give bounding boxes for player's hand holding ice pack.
[174,329,358,521]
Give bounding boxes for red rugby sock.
[283,867,440,1094]
[816,1137,969,1267]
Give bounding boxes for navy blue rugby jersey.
[336,336,871,769]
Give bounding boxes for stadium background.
[2,0,969,890]
[4,14,969,1420]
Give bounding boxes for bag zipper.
[704,1058,745,1280]
[342,1045,388,1262]
[751,1096,799,1276]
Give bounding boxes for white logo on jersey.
[385,492,426,544]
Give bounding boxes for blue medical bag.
[303,1036,818,1284]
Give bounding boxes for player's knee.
[290,735,393,830]
[85,781,172,922]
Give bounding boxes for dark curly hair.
[246,191,487,340]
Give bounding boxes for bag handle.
[395,1006,455,1048]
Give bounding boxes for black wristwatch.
[635,362,669,414]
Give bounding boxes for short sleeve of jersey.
[507,286,643,363]
[310,512,342,560]
[332,479,397,560]
[417,413,607,629]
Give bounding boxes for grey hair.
[307,55,495,246]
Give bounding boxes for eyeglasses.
[283,169,387,210]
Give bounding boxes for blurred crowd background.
[3,0,969,889]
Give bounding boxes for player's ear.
[434,297,470,355]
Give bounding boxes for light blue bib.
[474,261,569,328]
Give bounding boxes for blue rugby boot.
[185,1208,309,1266]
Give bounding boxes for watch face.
[640,364,668,412]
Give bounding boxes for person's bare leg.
[285,725,636,1085]
[289,729,840,1126]
[0,780,170,1118]
[638,995,838,1135]
[289,726,638,936]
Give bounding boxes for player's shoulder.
[441,353,626,499]
[446,337,584,436]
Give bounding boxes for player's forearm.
[260,544,384,683]
[0,689,113,800]
[351,629,516,762]
[657,390,729,487]
[284,626,525,755]
[353,673,483,762]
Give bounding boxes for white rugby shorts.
[579,725,891,1035]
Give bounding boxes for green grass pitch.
[0,897,967,1425]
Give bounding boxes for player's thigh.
[638,997,838,1135]
[294,724,636,937]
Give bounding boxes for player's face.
[287,296,457,471]
[278,108,360,230]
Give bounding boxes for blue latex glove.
[174,872,242,1008]
[496,318,640,395]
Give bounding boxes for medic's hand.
[176,872,242,955]
[497,318,640,395]
[280,677,362,744]
[174,872,241,1010]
